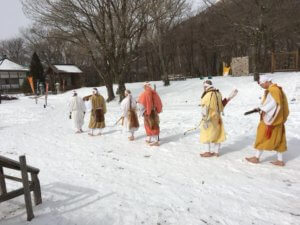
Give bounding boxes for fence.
[271,50,299,73]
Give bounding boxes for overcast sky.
[0,0,31,40]
[0,0,203,41]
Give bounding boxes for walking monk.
[199,80,238,157]
[246,76,289,166]
[69,91,86,133]
[120,90,139,141]
[84,88,107,136]
[138,82,163,146]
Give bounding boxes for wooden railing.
[0,155,42,221]
[271,50,299,73]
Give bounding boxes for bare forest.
[1,0,299,100]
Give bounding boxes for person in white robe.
[69,91,86,133]
[120,90,139,141]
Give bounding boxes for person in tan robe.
[86,88,107,136]
[246,76,289,166]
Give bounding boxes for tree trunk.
[105,81,115,102]
[117,80,126,102]
[252,41,260,82]
[157,34,169,86]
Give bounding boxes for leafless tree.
[0,37,29,64]
[146,0,188,85]
[22,0,154,101]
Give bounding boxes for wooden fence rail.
[0,155,42,221]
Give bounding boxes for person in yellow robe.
[86,88,107,136]
[246,76,289,166]
[200,80,226,157]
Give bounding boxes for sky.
[0,0,32,40]
[0,0,203,41]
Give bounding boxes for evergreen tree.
[21,78,32,94]
[29,52,44,84]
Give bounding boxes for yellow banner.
[223,66,230,76]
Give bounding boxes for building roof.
[0,58,29,72]
[52,64,83,74]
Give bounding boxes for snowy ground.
[1,72,300,225]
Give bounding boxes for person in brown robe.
[85,88,107,136]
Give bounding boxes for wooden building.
[46,64,84,92]
[0,57,29,92]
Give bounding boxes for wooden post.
[31,173,42,205]
[271,52,275,73]
[19,156,34,221]
[0,166,7,195]
[296,49,299,71]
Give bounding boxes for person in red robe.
[138,82,163,146]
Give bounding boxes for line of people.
[198,75,289,167]
[69,75,289,166]
[69,83,163,146]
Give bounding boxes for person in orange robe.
[138,82,163,146]
[246,75,289,166]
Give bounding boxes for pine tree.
[21,78,32,94]
[29,52,44,84]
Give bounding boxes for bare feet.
[245,156,259,164]
[145,140,151,144]
[128,136,134,141]
[200,152,214,157]
[149,142,160,146]
[270,160,285,167]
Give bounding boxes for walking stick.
[184,121,202,135]
[114,117,124,126]
[183,127,198,135]
[244,108,260,115]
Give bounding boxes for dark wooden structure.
[271,50,299,73]
[46,64,84,92]
[0,155,42,221]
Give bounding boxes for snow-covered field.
[1,72,300,225]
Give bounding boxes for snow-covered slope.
[1,72,300,225]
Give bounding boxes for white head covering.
[144,82,151,87]
[203,80,213,89]
[259,75,272,84]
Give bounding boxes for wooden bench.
[168,74,187,81]
[0,155,42,221]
